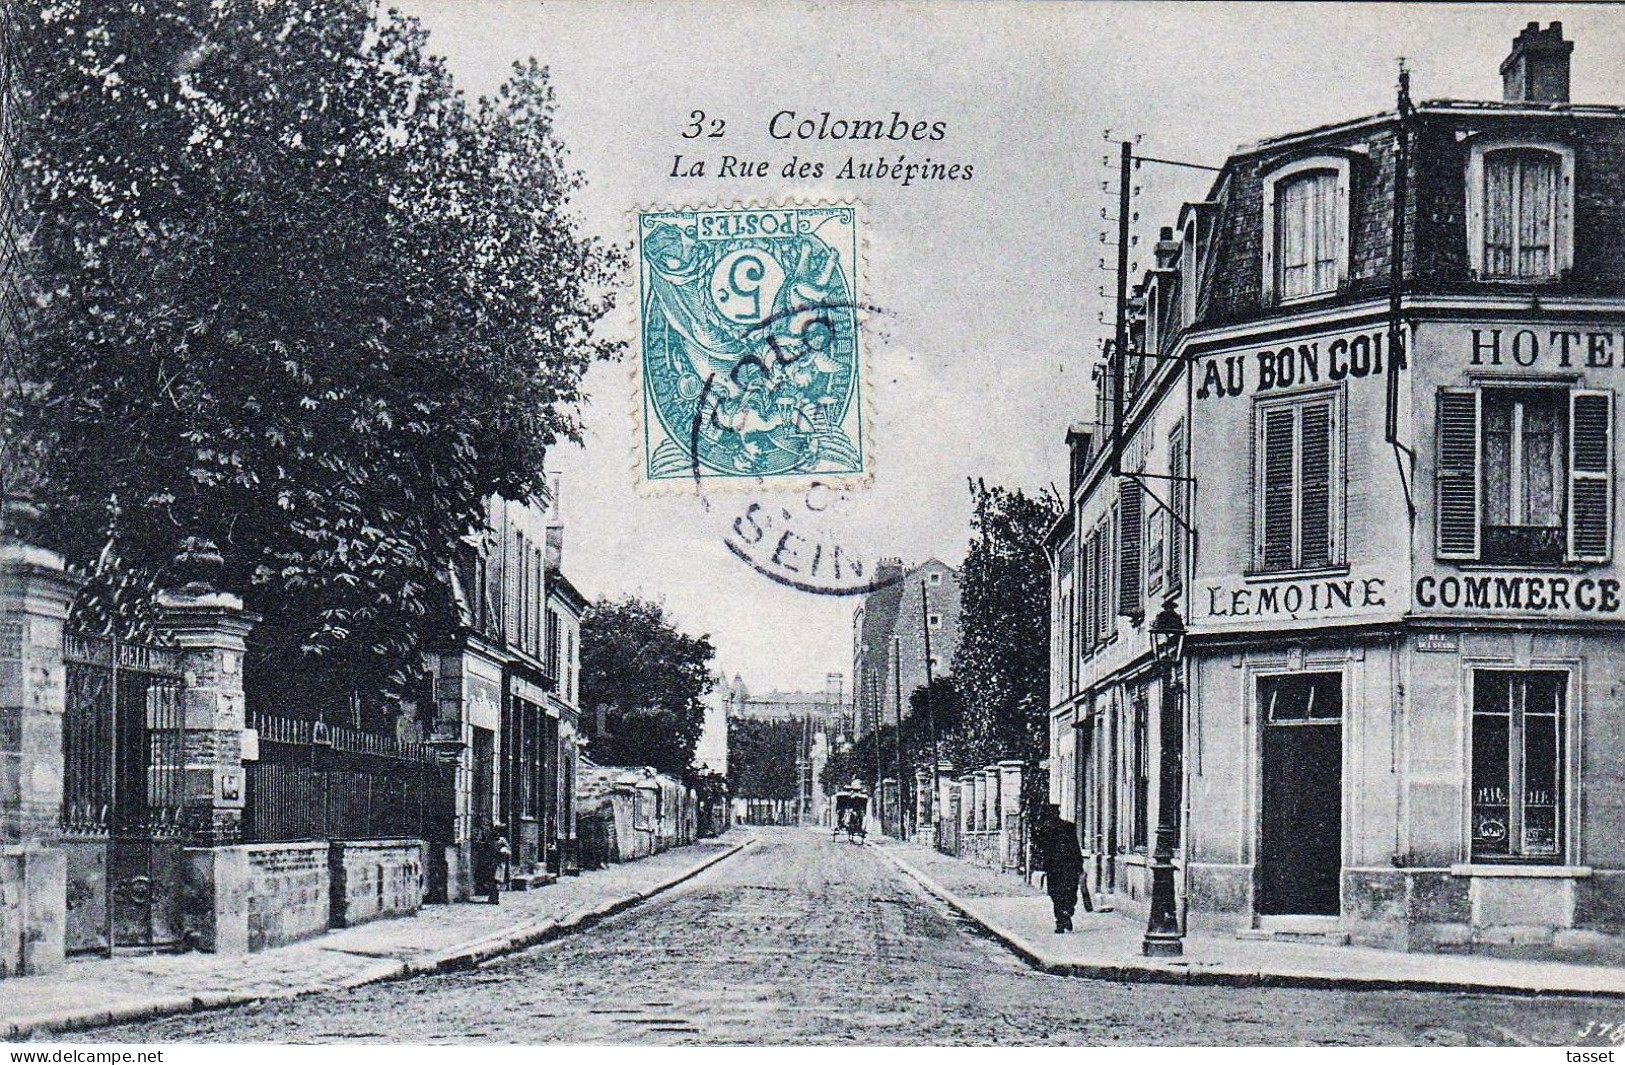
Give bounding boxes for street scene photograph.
[4,0,1625,1051]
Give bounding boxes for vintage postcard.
[2,0,1625,1053]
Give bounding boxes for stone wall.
[328,840,424,928]
[0,846,64,976]
[245,842,329,951]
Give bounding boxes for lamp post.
[1143,597,1186,958]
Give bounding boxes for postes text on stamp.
[636,204,866,486]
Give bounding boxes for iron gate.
[60,632,188,955]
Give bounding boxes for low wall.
[956,830,1004,871]
[328,840,425,928]
[245,841,330,951]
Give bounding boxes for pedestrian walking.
[1034,803,1091,932]
[477,823,511,905]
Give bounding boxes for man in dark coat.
[1035,803,1091,932]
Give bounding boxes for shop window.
[1253,391,1343,573]
[1466,140,1574,281]
[1471,670,1565,861]
[1262,156,1350,304]
[1435,387,1613,564]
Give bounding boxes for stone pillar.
[0,539,82,975]
[972,771,987,832]
[998,759,1024,870]
[155,587,257,952]
[935,761,954,828]
[958,775,974,837]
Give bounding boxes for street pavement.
[75,828,1621,1046]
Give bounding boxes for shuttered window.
[1483,150,1558,280]
[1254,393,1341,573]
[1276,170,1340,299]
[1437,387,1613,565]
[1436,389,1482,560]
[1570,390,1613,562]
[1169,421,1186,595]
[1119,481,1142,618]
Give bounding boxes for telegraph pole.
[920,579,938,827]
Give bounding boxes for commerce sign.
[1414,574,1622,613]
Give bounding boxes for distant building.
[725,673,845,824]
[850,558,961,738]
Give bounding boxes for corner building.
[1051,22,1625,956]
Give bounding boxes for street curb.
[879,845,1625,1000]
[2,835,755,1041]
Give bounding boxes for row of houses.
[1045,22,1625,959]
[0,473,728,975]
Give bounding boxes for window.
[1466,140,1574,281]
[1262,156,1350,304]
[1253,391,1342,573]
[1129,686,1149,852]
[1435,387,1612,564]
[1261,671,1343,723]
[928,572,943,586]
[1471,670,1565,861]
[928,613,941,629]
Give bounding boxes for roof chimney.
[1501,21,1572,104]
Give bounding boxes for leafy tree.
[949,480,1062,812]
[579,597,715,777]
[11,1,618,717]
[726,717,801,800]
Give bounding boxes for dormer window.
[1466,139,1574,281]
[1261,155,1351,305]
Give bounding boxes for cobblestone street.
[82,829,1616,1046]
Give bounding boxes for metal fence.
[245,712,453,844]
[61,632,187,838]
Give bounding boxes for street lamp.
[1143,597,1186,958]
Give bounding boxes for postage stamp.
[634,203,868,488]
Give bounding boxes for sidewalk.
[877,837,1625,998]
[1,834,753,1040]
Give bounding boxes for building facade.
[851,558,962,738]
[432,490,564,897]
[1050,22,1625,957]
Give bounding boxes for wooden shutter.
[1299,402,1333,568]
[1569,389,1613,562]
[1436,388,1482,560]
[1169,422,1185,594]
[1259,408,1296,569]
[1119,480,1143,617]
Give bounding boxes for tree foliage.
[579,597,715,777]
[11,1,619,715]
[819,676,960,798]
[948,480,1062,808]
[726,717,801,800]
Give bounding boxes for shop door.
[1258,672,1343,916]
